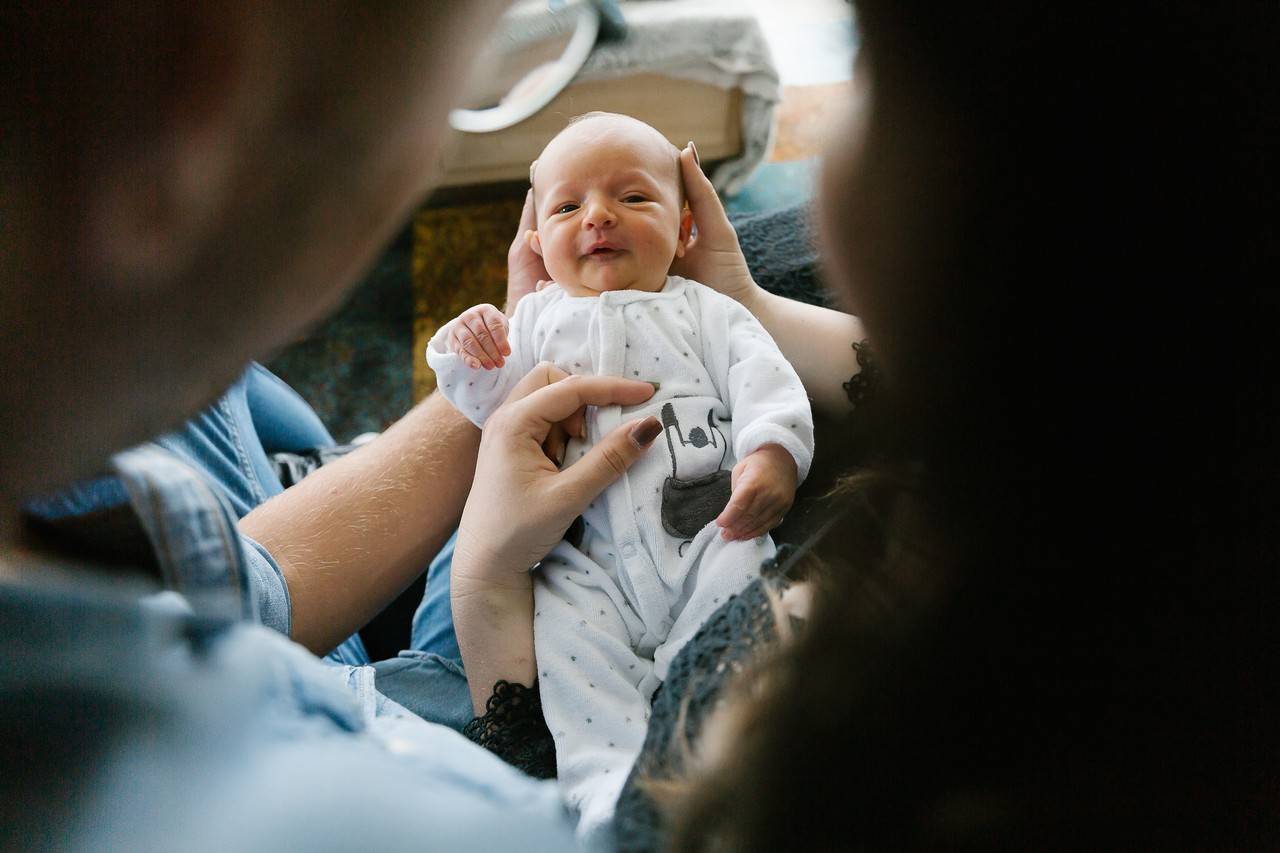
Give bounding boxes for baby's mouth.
[584,246,624,260]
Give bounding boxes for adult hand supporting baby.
[670,143,762,308]
[675,142,866,418]
[506,189,551,314]
[451,363,662,712]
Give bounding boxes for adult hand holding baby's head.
[669,143,761,310]
[506,189,551,314]
[455,363,662,584]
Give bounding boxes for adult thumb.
[559,416,663,505]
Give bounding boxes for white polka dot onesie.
[427,276,814,840]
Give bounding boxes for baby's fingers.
[477,304,512,358]
[732,503,774,541]
[454,326,492,370]
[720,472,790,540]
[449,327,481,369]
[463,315,504,368]
[485,315,512,359]
[736,507,784,541]
[716,486,761,540]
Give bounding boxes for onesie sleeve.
[425,297,539,428]
[696,286,815,482]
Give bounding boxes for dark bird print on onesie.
[659,402,732,541]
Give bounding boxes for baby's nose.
[583,199,616,229]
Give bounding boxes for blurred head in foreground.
[664,2,1278,849]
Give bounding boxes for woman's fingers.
[543,422,569,467]
[497,364,581,451]
[554,416,663,509]
[506,191,551,311]
[678,143,730,244]
[518,187,538,233]
[672,144,757,302]
[562,406,587,441]
[501,361,570,405]
[515,375,655,431]
[503,363,655,424]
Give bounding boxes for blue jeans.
[27,362,473,732]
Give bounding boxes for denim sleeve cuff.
[240,533,291,636]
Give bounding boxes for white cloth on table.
[426,276,813,841]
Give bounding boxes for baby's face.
[531,117,690,296]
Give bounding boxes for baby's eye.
[555,203,579,215]
[622,194,647,204]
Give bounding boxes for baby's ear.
[528,230,543,257]
[674,208,694,258]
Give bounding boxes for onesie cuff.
[734,423,813,483]
[425,332,489,429]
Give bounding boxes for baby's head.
[528,112,692,296]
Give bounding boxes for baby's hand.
[447,303,511,370]
[715,444,798,541]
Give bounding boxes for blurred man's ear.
[81,6,254,292]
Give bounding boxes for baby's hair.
[529,111,686,213]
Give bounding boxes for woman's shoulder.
[615,576,780,850]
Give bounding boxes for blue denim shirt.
[0,445,579,851]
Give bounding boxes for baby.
[427,113,813,840]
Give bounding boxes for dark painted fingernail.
[647,381,661,392]
[687,141,700,166]
[630,416,662,449]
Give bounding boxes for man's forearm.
[240,392,479,654]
